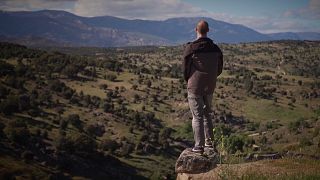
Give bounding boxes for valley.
[0,40,319,179]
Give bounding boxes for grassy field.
[243,97,315,123]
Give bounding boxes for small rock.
[175,148,218,174]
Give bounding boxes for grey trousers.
[188,92,214,147]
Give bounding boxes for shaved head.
[196,20,209,35]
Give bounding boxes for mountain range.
[0,10,319,47]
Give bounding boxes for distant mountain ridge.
[268,32,320,41]
[0,10,319,47]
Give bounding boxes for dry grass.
[177,157,320,180]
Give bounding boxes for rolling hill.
[0,10,319,47]
[0,40,319,179]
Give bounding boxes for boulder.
[175,148,218,174]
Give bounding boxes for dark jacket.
[183,37,223,95]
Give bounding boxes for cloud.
[207,12,276,33]
[283,0,320,19]
[0,0,209,19]
[72,0,208,19]
[207,1,320,33]
[0,0,76,11]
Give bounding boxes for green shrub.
[106,73,117,81]
[85,123,105,137]
[0,60,15,76]
[67,114,82,130]
[0,95,20,115]
[100,138,118,153]
[56,133,97,154]
[246,122,260,131]
[4,119,31,145]
[288,118,309,133]
[225,134,245,154]
[119,142,134,157]
[299,137,313,147]
[213,124,232,145]
[313,127,320,137]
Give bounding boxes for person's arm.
[183,43,193,81]
[217,50,223,76]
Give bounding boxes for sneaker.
[205,142,218,152]
[191,146,204,154]
[205,142,214,148]
[205,139,214,148]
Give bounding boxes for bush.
[103,102,113,113]
[119,142,134,157]
[106,73,117,81]
[225,135,245,154]
[4,76,24,89]
[62,64,79,78]
[288,118,309,133]
[177,122,193,140]
[48,80,65,92]
[246,122,260,131]
[299,137,313,147]
[313,127,320,138]
[100,138,118,153]
[67,114,82,130]
[99,84,108,90]
[132,84,138,90]
[21,150,34,161]
[260,135,268,145]
[18,94,31,111]
[0,122,5,136]
[4,119,31,145]
[244,76,253,93]
[213,124,232,145]
[0,95,20,115]
[0,60,15,76]
[0,84,9,99]
[129,126,134,133]
[140,131,149,142]
[72,134,97,154]
[159,127,172,143]
[85,123,105,137]
[55,136,73,153]
[266,121,274,129]
[146,80,152,88]
[59,119,68,130]
[42,130,48,139]
[56,133,97,154]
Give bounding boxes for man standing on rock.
[183,20,223,154]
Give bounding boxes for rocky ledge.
[175,148,218,174]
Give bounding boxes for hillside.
[1,10,320,47]
[0,40,319,179]
[177,157,320,179]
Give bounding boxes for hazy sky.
[0,0,319,33]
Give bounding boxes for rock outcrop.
[175,148,218,174]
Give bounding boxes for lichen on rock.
[175,148,218,174]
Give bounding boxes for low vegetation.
[0,40,319,179]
